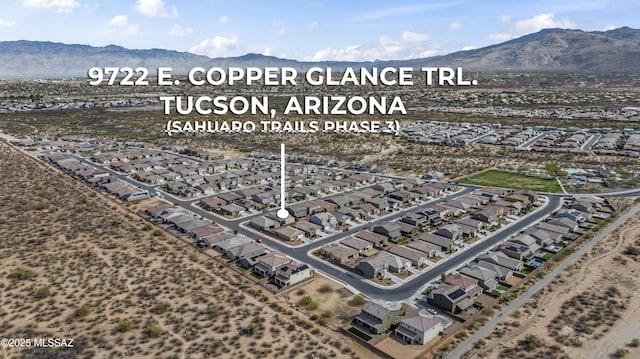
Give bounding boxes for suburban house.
[501,240,540,261]
[419,233,455,252]
[435,224,463,241]
[309,212,338,230]
[548,216,581,231]
[477,261,513,281]
[554,209,586,224]
[534,222,570,238]
[214,235,253,252]
[444,273,483,299]
[400,213,429,227]
[395,309,443,345]
[477,251,524,272]
[522,228,554,246]
[249,216,280,231]
[379,252,411,273]
[319,244,358,265]
[340,236,373,254]
[188,224,224,240]
[388,245,429,267]
[373,223,403,242]
[354,300,401,335]
[459,265,498,291]
[252,252,290,277]
[421,209,443,226]
[472,208,499,225]
[270,226,304,242]
[224,242,266,261]
[273,262,312,288]
[292,220,323,237]
[355,230,389,248]
[406,240,441,257]
[356,254,389,279]
[429,283,475,314]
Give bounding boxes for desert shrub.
[207,305,220,319]
[318,284,333,293]
[76,304,92,317]
[34,285,51,299]
[116,319,134,332]
[150,301,171,314]
[9,267,37,280]
[350,294,367,306]
[322,310,333,318]
[152,229,163,236]
[299,296,313,306]
[630,338,639,347]
[143,325,163,337]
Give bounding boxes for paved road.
[581,134,602,151]
[445,203,640,359]
[518,132,545,149]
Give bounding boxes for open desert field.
[0,141,372,359]
[465,205,640,359]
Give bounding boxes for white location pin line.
[276,143,290,219]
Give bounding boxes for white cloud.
[219,16,228,25]
[189,34,238,57]
[449,21,463,30]
[107,15,128,27]
[499,14,511,23]
[304,31,437,61]
[602,24,617,31]
[307,20,319,29]
[169,24,192,36]
[125,24,140,35]
[263,47,273,56]
[401,30,429,42]
[22,0,79,14]
[0,18,16,27]
[136,0,175,18]
[461,45,476,51]
[514,13,575,34]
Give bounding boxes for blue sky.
[0,0,638,61]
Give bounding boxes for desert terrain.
[464,203,640,359]
[0,140,372,359]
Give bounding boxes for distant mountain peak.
[0,27,638,78]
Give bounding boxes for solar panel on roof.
[448,288,466,300]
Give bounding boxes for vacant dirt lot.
[0,141,371,359]
[468,208,640,359]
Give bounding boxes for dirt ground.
[284,274,362,329]
[0,141,374,359]
[468,210,640,359]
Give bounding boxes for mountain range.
[0,27,639,78]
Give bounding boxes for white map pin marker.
[276,143,289,219]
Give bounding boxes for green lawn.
[348,327,372,341]
[541,253,554,261]
[458,170,561,193]
[497,285,509,291]
[396,237,410,244]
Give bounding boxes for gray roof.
[361,300,400,320]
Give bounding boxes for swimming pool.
[528,259,544,267]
